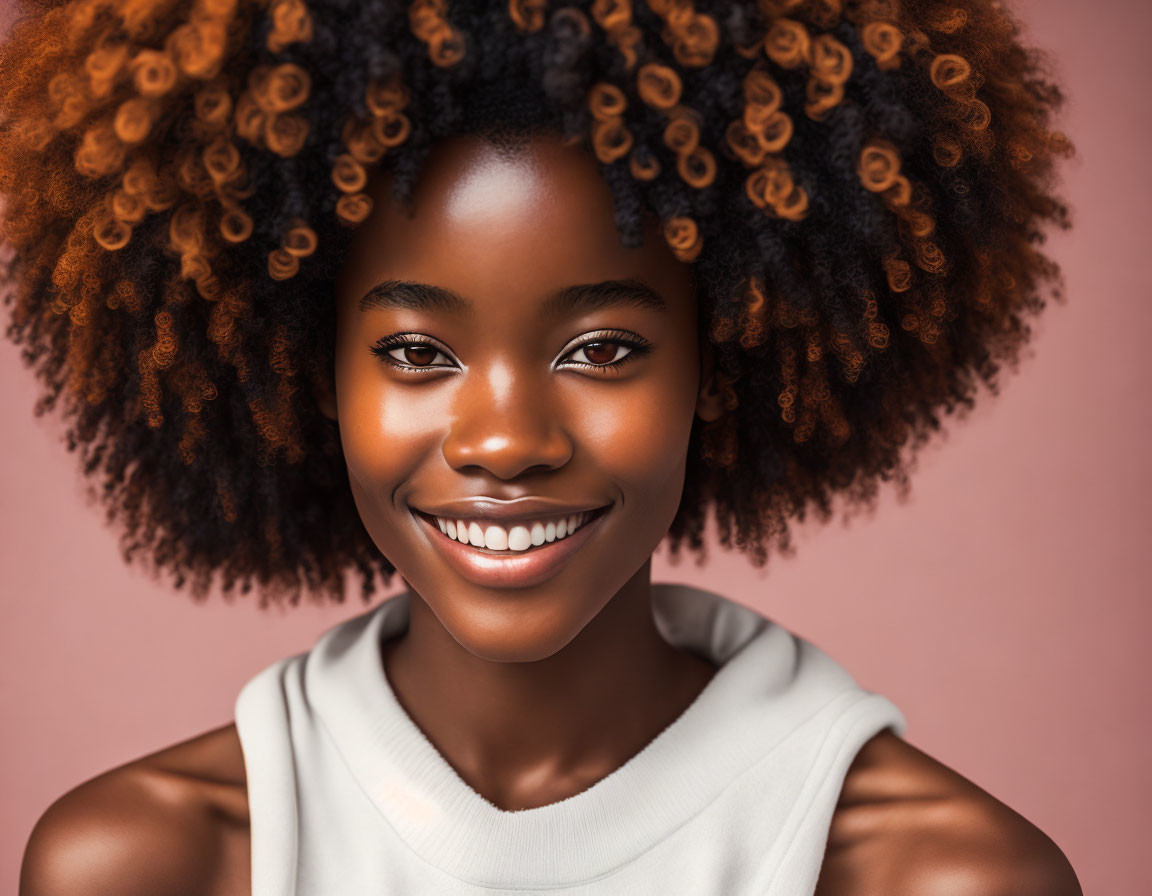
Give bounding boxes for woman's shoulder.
[20,724,250,896]
[817,730,1082,896]
[20,723,1083,896]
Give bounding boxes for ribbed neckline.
[304,583,832,888]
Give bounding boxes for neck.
[381,562,717,811]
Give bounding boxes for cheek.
[568,371,698,510]
[335,353,448,510]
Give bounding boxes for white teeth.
[430,511,594,552]
[508,526,532,551]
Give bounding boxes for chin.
[426,582,608,665]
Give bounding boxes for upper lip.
[412,497,611,522]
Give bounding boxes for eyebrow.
[358,278,668,316]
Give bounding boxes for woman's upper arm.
[890,799,1083,896]
[20,765,220,896]
[819,731,1083,896]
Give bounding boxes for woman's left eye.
[561,334,651,369]
[565,341,633,366]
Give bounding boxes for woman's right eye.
[370,338,455,370]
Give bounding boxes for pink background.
[2,1,1149,893]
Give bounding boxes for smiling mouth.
[412,506,611,555]
[409,503,612,588]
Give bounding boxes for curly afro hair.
[0,0,1074,607]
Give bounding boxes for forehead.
[334,134,692,314]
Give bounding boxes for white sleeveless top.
[234,583,907,895]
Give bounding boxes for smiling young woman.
[3,1,1081,894]
[322,136,730,832]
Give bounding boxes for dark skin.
[323,133,722,809]
[19,135,1083,896]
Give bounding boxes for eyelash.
[369,329,653,374]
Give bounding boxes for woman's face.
[327,134,720,662]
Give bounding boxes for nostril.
[441,425,574,480]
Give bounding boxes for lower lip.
[412,508,609,589]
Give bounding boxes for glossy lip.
[413,496,610,522]
[411,504,611,589]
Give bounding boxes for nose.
[441,362,573,480]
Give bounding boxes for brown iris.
[403,344,440,365]
[581,342,619,364]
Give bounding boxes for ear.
[314,374,338,422]
[695,339,724,423]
